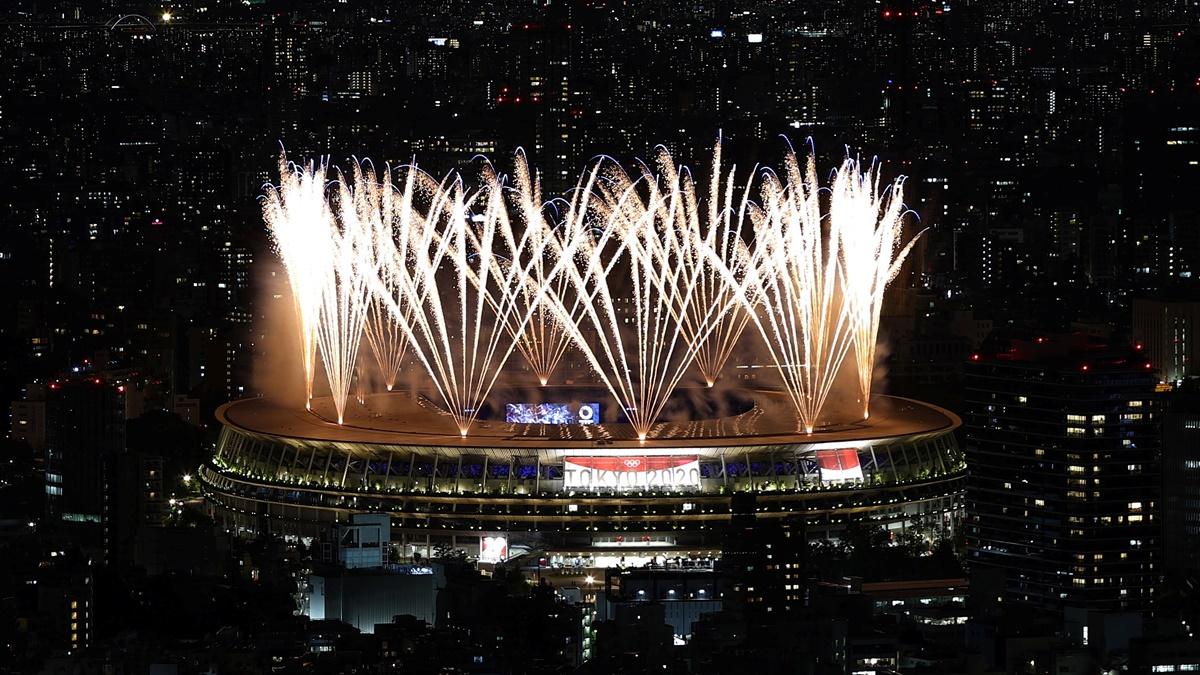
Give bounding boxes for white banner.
[563,456,701,490]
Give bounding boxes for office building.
[964,331,1161,613]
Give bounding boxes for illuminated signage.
[390,564,434,575]
[816,448,863,483]
[506,402,599,424]
[564,456,700,490]
[479,536,508,563]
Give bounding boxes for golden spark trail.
[313,170,374,424]
[505,151,578,386]
[356,163,413,391]
[741,150,855,433]
[655,142,758,388]
[262,156,334,409]
[264,141,917,439]
[369,163,572,437]
[832,158,922,419]
[548,153,744,440]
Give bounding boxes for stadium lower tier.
[200,463,963,548]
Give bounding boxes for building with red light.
[964,331,1161,613]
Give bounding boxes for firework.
[368,163,570,437]
[262,156,333,409]
[659,142,757,388]
[506,151,578,386]
[733,150,855,434]
[546,151,744,440]
[264,141,918,438]
[356,163,413,391]
[831,157,921,420]
[314,170,374,424]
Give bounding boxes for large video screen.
[505,402,600,425]
[816,448,863,483]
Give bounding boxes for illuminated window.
[1129,501,1143,512]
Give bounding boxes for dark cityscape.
[1,0,1199,673]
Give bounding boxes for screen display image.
[479,536,509,564]
[505,402,600,424]
[816,448,864,483]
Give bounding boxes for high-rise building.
[964,332,1160,613]
[721,493,809,619]
[9,382,46,453]
[1132,297,1199,385]
[44,378,126,527]
[33,552,95,657]
[1162,382,1200,577]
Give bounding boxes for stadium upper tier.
[214,388,959,456]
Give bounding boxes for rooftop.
[970,330,1153,373]
[216,389,960,453]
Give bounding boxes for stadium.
[203,144,967,568]
[200,387,963,567]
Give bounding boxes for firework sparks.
[832,157,922,419]
[264,141,917,439]
[546,151,743,440]
[661,142,757,388]
[506,151,578,386]
[356,164,413,391]
[262,156,333,409]
[733,150,855,434]
[313,170,374,424]
[368,162,569,437]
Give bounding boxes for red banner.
[815,448,863,482]
[563,455,700,490]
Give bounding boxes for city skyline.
[1,1,1199,674]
